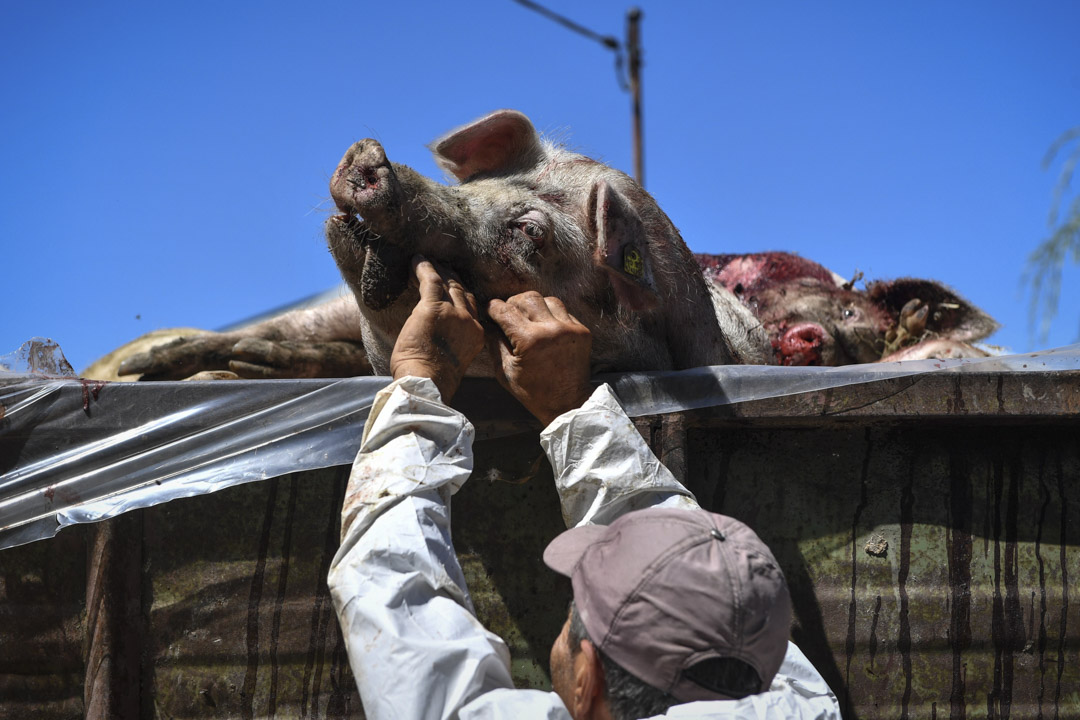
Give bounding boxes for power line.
[511,0,619,50]
[511,0,644,186]
[511,0,629,92]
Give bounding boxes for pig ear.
[592,181,659,311]
[867,278,1000,342]
[431,109,546,182]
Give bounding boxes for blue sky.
[3,1,1079,372]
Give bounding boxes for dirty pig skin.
[110,110,769,381]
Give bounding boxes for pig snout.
[330,139,397,216]
[327,139,412,311]
[775,322,829,366]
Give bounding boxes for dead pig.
[322,109,769,374]
[99,120,997,381]
[697,251,999,366]
[114,110,768,380]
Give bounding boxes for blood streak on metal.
[1003,454,1024,716]
[242,478,279,720]
[868,595,882,675]
[307,543,334,712]
[301,470,347,716]
[1034,452,1050,714]
[79,378,106,412]
[267,477,299,718]
[989,451,1023,718]
[897,469,914,720]
[844,428,873,716]
[1054,453,1069,715]
[326,621,352,718]
[947,448,973,720]
[989,456,1005,717]
[952,375,967,414]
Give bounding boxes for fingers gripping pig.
[389,258,485,402]
[486,292,593,425]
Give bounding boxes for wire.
[511,0,628,90]
[512,0,619,48]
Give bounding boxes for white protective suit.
[328,376,841,719]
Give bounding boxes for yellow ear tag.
[623,248,644,277]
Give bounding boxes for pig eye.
[513,219,546,249]
[843,307,857,320]
[512,210,548,249]
[520,222,543,239]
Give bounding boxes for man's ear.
[572,639,607,719]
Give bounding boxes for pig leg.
[122,335,369,380]
[228,338,371,378]
[117,296,371,380]
[118,331,251,380]
[881,338,991,362]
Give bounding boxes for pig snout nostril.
[777,323,827,366]
[345,169,380,191]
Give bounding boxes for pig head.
[325,110,768,375]
[698,251,999,365]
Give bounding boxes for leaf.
[1025,128,1080,346]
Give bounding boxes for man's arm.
[540,384,699,527]
[329,375,520,720]
[487,292,697,528]
[329,259,531,720]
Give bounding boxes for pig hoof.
[903,304,929,336]
[184,370,240,381]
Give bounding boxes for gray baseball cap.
[543,507,792,702]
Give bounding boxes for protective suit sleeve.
[540,383,699,528]
[328,376,543,720]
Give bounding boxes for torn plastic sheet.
[2,337,1078,550]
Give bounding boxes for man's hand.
[487,292,593,425]
[390,258,484,402]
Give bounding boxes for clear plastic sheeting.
[2,337,1079,550]
[607,342,1080,417]
[1,341,387,550]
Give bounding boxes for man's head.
[545,508,792,719]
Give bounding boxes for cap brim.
[543,524,609,577]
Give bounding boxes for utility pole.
[511,0,646,187]
[627,8,644,187]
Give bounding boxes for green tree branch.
[1025,126,1080,345]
